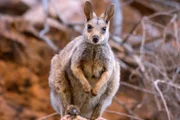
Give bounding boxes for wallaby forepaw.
[83,83,91,93]
[92,87,99,96]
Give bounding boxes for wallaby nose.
[92,35,99,43]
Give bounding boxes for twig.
[144,61,170,80]
[109,40,125,52]
[172,67,180,82]
[135,0,180,12]
[133,55,145,72]
[155,80,180,90]
[50,0,83,34]
[121,0,134,7]
[172,14,180,53]
[37,112,59,120]
[118,60,135,72]
[162,14,177,45]
[40,22,58,51]
[126,9,178,48]
[105,110,144,120]
[132,35,162,47]
[118,55,137,67]
[146,20,165,29]
[154,80,171,120]
[147,10,177,19]
[120,81,156,95]
[40,0,58,51]
[114,97,135,120]
[51,0,66,25]
[140,18,147,60]
[111,0,123,37]
[123,21,141,43]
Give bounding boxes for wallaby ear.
[84,1,93,21]
[104,4,114,23]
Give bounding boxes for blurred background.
[0,0,180,120]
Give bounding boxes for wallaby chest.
[80,44,110,81]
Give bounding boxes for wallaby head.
[83,1,114,45]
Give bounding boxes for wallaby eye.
[102,27,106,33]
[87,24,93,31]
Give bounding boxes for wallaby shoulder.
[49,36,84,85]
[50,36,83,66]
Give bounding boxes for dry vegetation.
[0,0,180,120]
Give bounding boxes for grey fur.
[49,1,120,120]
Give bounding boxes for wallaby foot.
[65,105,80,119]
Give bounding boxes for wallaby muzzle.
[92,35,99,43]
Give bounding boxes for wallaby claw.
[83,83,91,93]
[92,87,99,96]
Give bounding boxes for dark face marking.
[83,17,110,45]
[101,27,106,34]
[96,17,99,25]
[87,24,93,32]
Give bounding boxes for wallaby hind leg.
[53,85,71,116]
[91,64,120,120]
[49,55,72,116]
[90,83,114,120]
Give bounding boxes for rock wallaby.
[49,1,120,120]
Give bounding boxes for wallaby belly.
[66,44,110,118]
